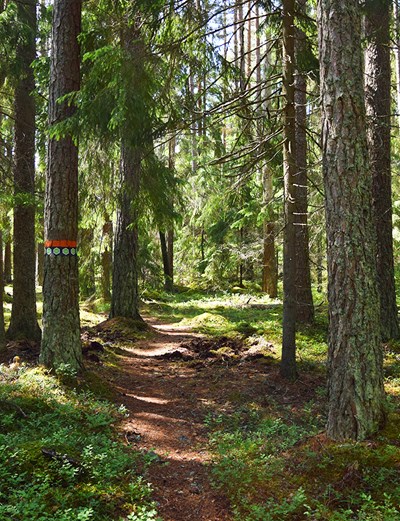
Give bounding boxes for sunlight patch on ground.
[126,393,172,405]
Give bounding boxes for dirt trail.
[111,320,235,521]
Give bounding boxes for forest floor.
[2,290,400,520]
[93,314,324,521]
[108,318,234,521]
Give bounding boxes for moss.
[379,413,400,440]
[95,317,151,339]
[75,370,116,401]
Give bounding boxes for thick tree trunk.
[110,22,145,320]
[295,18,314,325]
[365,0,399,341]
[281,0,297,379]
[40,0,82,370]
[7,0,40,342]
[318,0,385,440]
[110,143,141,319]
[4,239,11,284]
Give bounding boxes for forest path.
[110,318,237,521]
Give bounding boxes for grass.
[142,287,328,368]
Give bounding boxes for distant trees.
[319,0,385,440]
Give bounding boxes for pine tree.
[7,0,41,342]
[318,0,385,440]
[365,0,399,341]
[40,0,82,370]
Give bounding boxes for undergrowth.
[143,289,400,520]
[0,365,160,521]
[206,406,400,520]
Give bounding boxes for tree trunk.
[79,228,96,298]
[101,248,112,302]
[110,21,145,320]
[40,0,82,371]
[0,231,5,349]
[394,1,400,122]
[281,0,297,380]
[262,168,278,297]
[316,236,323,293]
[7,0,41,342]
[101,217,112,302]
[4,239,11,284]
[295,12,314,325]
[166,135,175,290]
[159,231,173,291]
[318,0,385,440]
[111,142,141,319]
[167,229,174,284]
[37,242,44,286]
[365,0,399,341]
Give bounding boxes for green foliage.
[207,408,317,520]
[0,367,159,520]
[207,401,400,521]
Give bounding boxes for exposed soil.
[0,318,324,521]
[95,318,324,521]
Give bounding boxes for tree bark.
[281,0,297,379]
[110,142,141,319]
[110,20,146,320]
[7,0,41,342]
[295,12,314,325]
[262,168,278,297]
[40,0,82,370]
[166,135,175,290]
[318,0,385,440]
[79,228,96,298]
[4,239,12,284]
[0,231,5,349]
[394,1,400,123]
[159,231,173,291]
[37,242,44,286]
[101,248,112,302]
[365,0,399,341]
[101,217,112,302]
